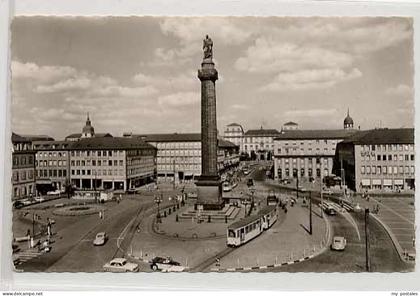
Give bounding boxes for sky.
[10,17,414,140]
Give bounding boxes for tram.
[227,206,277,247]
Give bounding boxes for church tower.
[343,108,354,130]
[82,113,95,138]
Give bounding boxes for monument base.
[195,175,224,211]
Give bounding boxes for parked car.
[222,182,232,192]
[47,190,61,196]
[150,256,185,272]
[34,196,45,202]
[331,236,347,251]
[13,201,24,209]
[93,232,108,246]
[103,258,139,272]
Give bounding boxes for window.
[405,155,409,161]
[372,166,376,174]
[399,166,404,174]
[377,155,381,161]
[109,151,112,157]
[377,166,381,174]
[371,145,375,151]
[393,166,398,174]
[411,155,415,161]
[405,166,409,174]
[109,160,113,166]
[114,160,118,166]
[366,166,371,174]
[388,166,392,174]
[383,155,386,161]
[98,151,101,157]
[399,155,403,161]
[92,160,96,166]
[393,154,397,161]
[388,155,392,161]
[410,166,415,174]
[383,166,387,174]
[119,160,123,166]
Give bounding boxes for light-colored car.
[222,182,232,192]
[34,196,45,202]
[93,232,108,246]
[47,190,61,196]
[331,236,347,251]
[150,256,185,272]
[103,258,139,272]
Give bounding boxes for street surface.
[12,161,413,272]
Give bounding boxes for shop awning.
[394,179,404,185]
[383,179,392,186]
[372,179,381,185]
[361,179,371,186]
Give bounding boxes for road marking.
[371,197,414,225]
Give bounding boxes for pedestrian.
[26,229,30,238]
[102,210,105,219]
[99,211,102,219]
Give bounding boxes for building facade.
[12,133,36,200]
[68,137,156,191]
[223,123,244,151]
[32,141,71,194]
[131,133,239,183]
[243,128,280,160]
[333,128,415,192]
[273,130,358,181]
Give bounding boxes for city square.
[9,16,415,273]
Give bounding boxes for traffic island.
[209,204,331,272]
[52,205,105,216]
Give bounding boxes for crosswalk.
[13,249,43,265]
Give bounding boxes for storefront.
[361,179,371,190]
[372,179,381,190]
[383,179,392,190]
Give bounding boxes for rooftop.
[12,133,31,144]
[32,140,71,150]
[245,128,281,136]
[341,128,414,145]
[134,133,201,142]
[69,137,156,151]
[133,133,238,148]
[227,123,242,127]
[274,129,359,140]
[283,121,298,126]
[65,133,113,139]
[20,134,55,142]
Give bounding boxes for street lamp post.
[309,191,313,235]
[154,194,163,223]
[365,208,371,272]
[320,177,323,218]
[32,212,35,237]
[249,187,256,212]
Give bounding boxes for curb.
[370,213,414,264]
[209,254,317,272]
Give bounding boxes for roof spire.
[347,108,349,117]
[87,112,90,121]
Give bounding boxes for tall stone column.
[196,35,223,210]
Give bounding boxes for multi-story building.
[243,128,281,160]
[333,128,415,192]
[130,133,239,183]
[223,123,244,151]
[273,129,357,181]
[32,141,71,194]
[12,133,36,200]
[68,137,157,191]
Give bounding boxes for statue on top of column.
[203,35,213,60]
